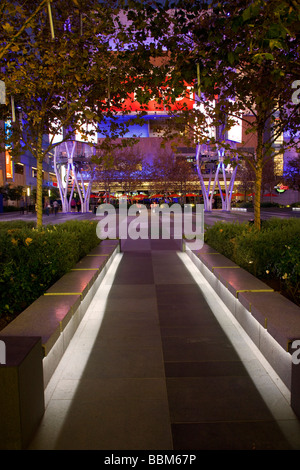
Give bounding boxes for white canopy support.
[196,143,238,212]
[54,141,94,213]
[194,84,239,211]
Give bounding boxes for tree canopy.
[1,0,300,229]
[124,0,300,227]
[0,0,160,228]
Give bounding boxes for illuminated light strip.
[236,289,274,298]
[212,266,240,272]
[212,266,240,274]
[87,254,109,257]
[71,268,99,271]
[177,251,292,408]
[42,253,123,414]
[44,292,83,298]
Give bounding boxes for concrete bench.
[0,336,44,449]
[0,239,120,449]
[184,241,300,418]
[0,239,120,389]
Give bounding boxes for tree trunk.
[36,154,44,230]
[254,166,262,230]
[254,129,264,231]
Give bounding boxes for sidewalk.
[28,235,300,450]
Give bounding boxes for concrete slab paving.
[28,235,300,450]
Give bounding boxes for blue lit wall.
[98,116,149,138]
[97,115,169,139]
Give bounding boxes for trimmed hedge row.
[0,220,100,324]
[204,218,300,306]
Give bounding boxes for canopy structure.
[53,140,96,213]
[194,88,240,212]
[195,143,239,212]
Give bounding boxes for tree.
[150,151,176,194]
[0,0,149,228]
[236,160,255,200]
[129,0,300,228]
[171,157,198,199]
[0,183,23,202]
[284,154,300,191]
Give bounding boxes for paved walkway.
[28,234,300,450]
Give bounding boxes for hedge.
[204,218,300,306]
[0,220,100,325]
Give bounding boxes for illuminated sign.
[75,111,98,143]
[49,121,63,144]
[75,122,98,144]
[275,184,289,193]
[5,150,13,179]
[227,119,242,143]
[227,99,242,143]
[194,101,216,140]
[4,121,13,179]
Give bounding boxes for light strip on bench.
[236,289,274,298]
[71,269,99,271]
[212,266,240,272]
[86,254,109,257]
[44,293,83,297]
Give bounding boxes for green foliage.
[0,220,35,230]
[237,201,253,208]
[204,218,300,305]
[204,221,248,260]
[0,220,100,323]
[260,201,280,208]
[0,184,24,201]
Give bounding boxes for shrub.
[204,221,249,260]
[0,220,100,322]
[49,220,100,259]
[0,220,36,231]
[204,218,300,306]
[237,201,253,208]
[260,201,280,208]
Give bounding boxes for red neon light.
[104,79,195,113]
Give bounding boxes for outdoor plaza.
[1,208,299,451]
[1,0,300,453]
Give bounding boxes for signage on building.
[5,150,13,179]
[227,99,242,143]
[275,184,289,193]
[4,121,13,180]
